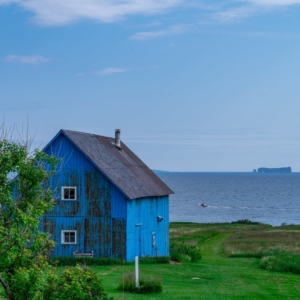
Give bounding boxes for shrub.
[170,251,186,263]
[6,263,113,300]
[139,276,163,293]
[260,256,277,271]
[170,242,202,262]
[118,273,162,294]
[44,264,113,300]
[7,262,48,300]
[118,273,136,293]
[231,219,263,225]
[260,248,300,274]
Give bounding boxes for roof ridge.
[62,129,112,140]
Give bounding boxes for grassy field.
[97,222,300,300]
[1,222,300,299]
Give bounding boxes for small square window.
[62,187,77,200]
[61,230,77,244]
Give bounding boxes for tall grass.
[49,257,124,266]
[260,248,300,274]
[117,273,163,294]
[170,223,300,275]
[170,242,202,262]
[49,256,170,266]
[224,229,300,258]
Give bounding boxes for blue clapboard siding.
[111,185,127,219]
[126,196,169,261]
[42,133,127,259]
[41,216,112,257]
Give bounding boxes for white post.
[135,256,139,288]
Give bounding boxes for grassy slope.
[97,224,300,299]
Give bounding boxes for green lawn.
[2,222,298,299]
[97,223,300,300]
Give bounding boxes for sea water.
[157,172,300,226]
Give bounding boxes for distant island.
[152,169,170,173]
[253,167,292,174]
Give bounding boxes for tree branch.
[0,274,10,300]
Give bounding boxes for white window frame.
[61,230,77,244]
[61,186,77,200]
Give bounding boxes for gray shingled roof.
[62,129,174,200]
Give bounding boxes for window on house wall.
[61,187,77,200]
[61,230,77,244]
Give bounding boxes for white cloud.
[249,0,300,5]
[0,0,184,26]
[208,0,300,24]
[75,72,85,77]
[4,55,50,64]
[212,6,258,23]
[1,0,300,27]
[93,68,129,75]
[130,24,190,40]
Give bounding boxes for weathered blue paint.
[126,196,169,261]
[41,131,170,261]
[111,186,127,219]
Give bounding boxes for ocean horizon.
[156,172,300,226]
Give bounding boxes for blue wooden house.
[41,129,173,261]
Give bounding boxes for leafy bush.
[170,242,202,262]
[44,264,113,300]
[231,219,263,225]
[118,273,162,294]
[6,263,113,300]
[139,276,163,293]
[7,260,49,300]
[260,248,300,274]
[170,251,186,263]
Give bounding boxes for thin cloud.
[209,0,300,24]
[0,0,184,26]
[212,5,258,23]
[74,73,85,77]
[1,0,300,27]
[4,55,50,64]
[93,68,130,75]
[130,24,190,40]
[249,0,300,5]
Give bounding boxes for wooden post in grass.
[135,256,139,288]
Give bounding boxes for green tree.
[0,139,112,300]
[0,139,58,299]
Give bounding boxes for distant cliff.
[256,167,292,174]
[152,169,170,173]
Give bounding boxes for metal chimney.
[115,129,121,148]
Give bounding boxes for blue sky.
[1,0,300,172]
